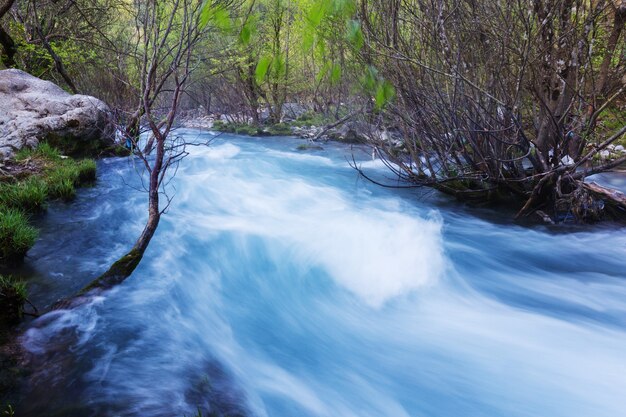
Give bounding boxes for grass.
[0,275,27,301]
[0,208,38,264]
[0,275,28,323]
[0,177,48,213]
[0,143,97,265]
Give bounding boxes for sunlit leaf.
[375,80,396,109]
[307,0,328,26]
[330,64,341,85]
[255,55,272,84]
[239,19,252,45]
[199,2,231,31]
[316,61,332,83]
[346,20,363,50]
[272,54,285,78]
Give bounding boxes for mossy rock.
[42,132,108,158]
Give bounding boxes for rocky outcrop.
[0,69,115,159]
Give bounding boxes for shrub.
[0,208,38,264]
[0,177,48,213]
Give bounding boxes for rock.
[561,155,575,166]
[0,69,115,159]
[281,103,309,120]
[600,150,610,159]
[615,145,625,153]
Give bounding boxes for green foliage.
[76,159,98,183]
[0,177,48,214]
[2,403,15,417]
[0,208,38,264]
[330,64,342,85]
[375,80,396,110]
[48,172,76,201]
[15,142,61,161]
[0,275,27,301]
[255,55,273,84]
[200,2,231,31]
[346,20,363,50]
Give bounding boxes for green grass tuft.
[15,142,61,161]
[0,275,27,301]
[76,159,97,184]
[0,177,48,213]
[0,208,38,264]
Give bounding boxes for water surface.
[12,131,626,417]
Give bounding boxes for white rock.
[0,69,115,159]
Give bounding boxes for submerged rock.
[0,69,115,159]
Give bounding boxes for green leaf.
[346,20,364,50]
[239,19,252,45]
[272,54,286,78]
[199,2,231,31]
[213,7,231,31]
[316,61,332,83]
[199,1,213,28]
[332,0,356,16]
[363,65,378,92]
[255,55,272,84]
[330,64,341,85]
[303,28,316,51]
[375,80,396,109]
[307,0,328,26]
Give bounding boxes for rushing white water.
[14,131,626,417]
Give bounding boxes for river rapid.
[10,130,626,417]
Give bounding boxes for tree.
[356,0,626,222]
[82,0,211,291]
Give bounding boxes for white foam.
[175,168,446,307]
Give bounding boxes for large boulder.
[0,69,115,159]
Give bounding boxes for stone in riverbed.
[0,69,115,160]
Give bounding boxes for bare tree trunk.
[0,0,16,67]
[0,26,16,67]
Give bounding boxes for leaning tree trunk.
[81,138,164,293]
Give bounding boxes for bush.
[0,177,48,213]
[0,208,38,264]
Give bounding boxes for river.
[10,130,626,417]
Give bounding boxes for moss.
[292,112,329,127]
[296,143,324,151]
[81,248,143,293]
[265,123,293,136]
[213,121,295,137]
[0,209,37,265]
[42,133,106,158]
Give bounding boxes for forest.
[1,0,625,221]
[1,1,626,416]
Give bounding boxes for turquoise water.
[13,130,626,416]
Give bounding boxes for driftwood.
[583,181,626,213]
